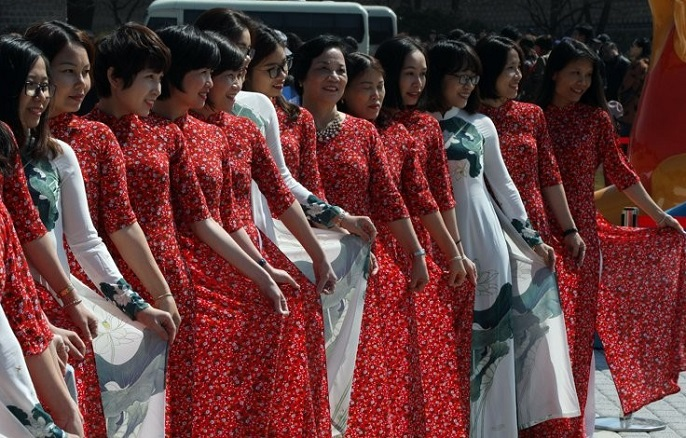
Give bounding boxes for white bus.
[364,5,397,53]
[145,0,370,53]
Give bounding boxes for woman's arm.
[542,185,586,264]
[387,218,429,292]
[623,183,685,232]
[109,224,181,328]
[229,227,298,288]
[190,218,290,314]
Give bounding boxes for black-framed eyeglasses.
[24,81,55,98]
[245,47,256,60]
[261,57,293,79]
[449,73,480,85]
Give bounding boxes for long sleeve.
[49,141,148,318]
[594,110,640,190]
[479,115,542,246]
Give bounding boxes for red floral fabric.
[274,103,326,199]
[377,121,473,437]
[0,145,52,357]
[315,114,409,436]
[523,102,640,437]
[198,110,330,437]
[87,107,209,436]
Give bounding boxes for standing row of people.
[0,10,684,438]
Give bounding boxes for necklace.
[316,112,343,143]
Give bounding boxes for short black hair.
[291,34,348,96]
[155,25,220,100]
[375,35,426,110]
[93,22,170,98]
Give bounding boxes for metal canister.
[621,206,639,227]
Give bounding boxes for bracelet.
[657,214,669,225]
[449,254,465,261]
[563,228,579,237]
[62,298,82,309]
[57,284,75,298]
[412,248,426,258]
[153,293,173,301]
[257,258,267,268]
[455,239,462,245]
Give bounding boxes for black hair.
[375,35,426,110]
[339,52,387,123]
[632,37,651,58]
[25,20,95,65]
[195,8,256,44]
[93,22,170,98]
[475,35,524,100]
[0,35,60,160]
[202,31,244,112]
[245,25,300,120]
[155,25,220,100]
[424,39,482,114]
[500,25,521,42]
[291,34,349,96]
[537,38,608,112]
[572,24,594,42]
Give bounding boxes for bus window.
[369,16,394,46]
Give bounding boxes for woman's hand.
[461,256,478,286]
[409,255,429,292]
[313,257,337,295]
[368,252,379,275]
[153,295,182,333]
[656,213,685,233]
[446,256,468,287]
[135,307,177,344]
[533,242,557,271]
[339,214,377,242]
[564,232,586,266]
[257,280,290,315]
[264,263,300,290]
[63,301,98,342]
[49,323,85,363]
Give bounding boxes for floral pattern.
[88,107,209,437]
[7,404,64,438]
[377,120,473,437]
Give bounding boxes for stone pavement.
[594,350,686,437]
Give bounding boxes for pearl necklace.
[316,112,343,143]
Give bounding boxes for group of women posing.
[0,7,684,438]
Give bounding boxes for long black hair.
[475,35,524,100]
[536,38,608,112]
[25,20,95,67]
[0,35,60,160]
[375,35,427,110]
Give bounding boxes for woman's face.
[235,28,253,64]
[50,42,90,116]
[301,47,347,107]
[342,67,384,121]
[113,68,163,117]
[440,69,478,110]
[399,49,427,107]
[551,57,594,107]
[495,48,522,100]
[208,68,244,113]
[19,57,51,130]
[248,45,289,98]
[173,67,213,112]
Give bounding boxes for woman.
[0,34,177,435]
[152,25,330,436]
[0,121,82,437]
[531,38,685,437]
[475,35,584,262]
[424,40,576,437]
[292,35,429,437]
[88,23,285,436]
[340,50,474,437]
[24,20,183,436]
[242,25,323,197]
[195,8,376,242]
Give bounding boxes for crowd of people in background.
[0,9,684,438]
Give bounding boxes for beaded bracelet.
[62,298,82,309]
[257,258,267,268]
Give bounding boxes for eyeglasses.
[243,46,256,60]
[24,81,55,98]
[261,57,293,79]
[449,73,480,85]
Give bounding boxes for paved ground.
[594,350,686,437]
